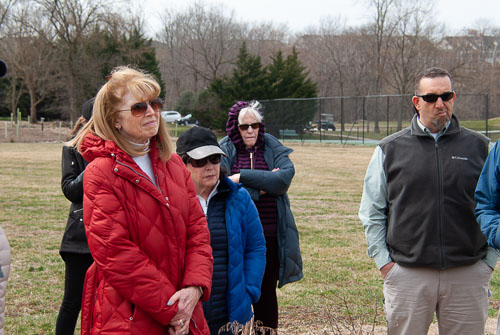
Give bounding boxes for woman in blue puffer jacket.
[176,126,266,335]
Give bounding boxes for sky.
[136,0,500,37]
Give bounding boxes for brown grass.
[0,140,498,334]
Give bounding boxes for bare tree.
[245,21,289,64]
[386,0,439,97]
[362,0,398,132]
[306,17,373,97]
[35,0,113,121]
[447,24,500,120]
[1,2,59,122]
[0,0,16,31]
[155,9,191,108]
[157,2,246,107]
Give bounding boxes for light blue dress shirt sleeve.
[358,145,392,269]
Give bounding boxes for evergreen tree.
[208,42,269,128]
[268,47,317,99]
[230,42,269,101]
[209,43,318,131]
[98,28,166,99]
[210,42,268,108]
[263,47,318,135]
[120,29,166,100]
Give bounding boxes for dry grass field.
[0,140,499,334]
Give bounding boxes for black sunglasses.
[118,98,163,117]
[189,154,221,168]
[238,123,260,131]
[417,91,454,103]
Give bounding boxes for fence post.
[340,97,344,143]
[398,96,404,131]
[485,93,489,138]
[319,99,323,143]
[59,121,62,140]
[386,96,390,136]
[362,97,366,144]
[4,122,7,139]
[27,115,30,128]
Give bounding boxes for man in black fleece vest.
[359,67,497,335]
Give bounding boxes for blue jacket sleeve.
[475,141,500,249]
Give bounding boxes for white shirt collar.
[196,180,220,216]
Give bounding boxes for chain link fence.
[260,93,499,144]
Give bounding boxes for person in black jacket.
[359,67,496,334]
[55,98,95,335]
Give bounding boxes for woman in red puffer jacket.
[69,66,213,335]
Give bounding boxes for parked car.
[320,120,336,131]
[318,113,335,131]
[177,114,192,125]
[161,111,181,123]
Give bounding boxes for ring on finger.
[179,319,184,327]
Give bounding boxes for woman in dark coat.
[219,101,303,333]
[56,98,95,335]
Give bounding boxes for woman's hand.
[229,173,240,183]
[167,286,203,334]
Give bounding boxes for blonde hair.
[70,116,88,137]
[68,66,172,161]
[238,100,263,124]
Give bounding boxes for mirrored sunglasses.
[238,123,260,131]
[417,91,454,103]
[119,98,163,117]
[189,154,222,168]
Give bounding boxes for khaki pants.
[383,261,492,335]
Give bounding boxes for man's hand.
[380,261,395,279]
